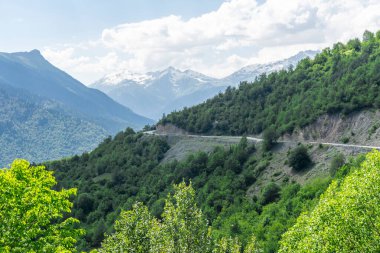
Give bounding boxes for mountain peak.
[22,49,46,62]
[160,66,180,75]
[0,49,53,72]
[290,50,319,61]
[13,49,44,59]
[166,66,176,71]
[29,49,42,55]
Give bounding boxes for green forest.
[161,31,380,136]
[2,31,380,253]
[1,141,378,252]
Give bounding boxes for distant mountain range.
[0,50,153,165]
[223,50,318,84]
[92,50,319,119]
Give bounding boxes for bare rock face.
[281,110,380,146]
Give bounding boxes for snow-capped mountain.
[223,50,319,84]
[91,67,226,119]
[94,71,154,90]
[91,50,319,120]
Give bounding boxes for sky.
[1,0,380,84]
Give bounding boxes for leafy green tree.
[162,182,212,253]
[260,182,281,205]
[262,127,278,151]
[97,182,260,253]
[288,145,312,171]
[329,153,345,176]
[97,182,212,253]
[244,235,261,253]
[279,150,380,253]
[363,30,375,42]
[0,159,83,252]
[97,203,156,253]
[213,237,241,253]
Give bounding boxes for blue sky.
[1,0,379,84]
[0,0,225,52]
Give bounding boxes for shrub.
[288,145,312,172]
[329,153,345,176]
[262,127,278,151]
[260,182,281,205]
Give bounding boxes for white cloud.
[42,0,380,84]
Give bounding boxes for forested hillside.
[0,50,153,165]
[0,83,107,166]
[3,146,377,253]
[160,31,380,135]
[0,50,152,133]
[46,129,338,252]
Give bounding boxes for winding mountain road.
[144,131,380,150]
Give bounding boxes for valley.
[0,50,152,166]
[1,1,380,250]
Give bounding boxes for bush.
[262,127,278,151]
[77,193,95,214]
[329,153,345,176]
[288,145,312,172]
[260,182,281,205]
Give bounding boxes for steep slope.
[0,82,107,166]
[161,32,380,136]
[92,52,317,120]
[46,125,362,252]
[0,50,153,132]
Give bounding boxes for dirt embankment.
[156,123,189,135]
[281,110,380,146]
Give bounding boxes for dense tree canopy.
[47,129,337,252]
[279,150,380,253]
[0,160,83,252]
[45,129,170,249]
[96,182,259,253]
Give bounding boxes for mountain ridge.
[91,50,319,119]
[0,81,107,166]
[0,50,153,165]
[160,33,380,137]
[0,50,153,133]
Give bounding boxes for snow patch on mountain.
[224,50,319,84]
[98,71,154,86]
[91,50,320,119]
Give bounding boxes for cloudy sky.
[2,0,380,84]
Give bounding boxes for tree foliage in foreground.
[279,150,380,253]
[96,182,260,253]
[0,160,83,252]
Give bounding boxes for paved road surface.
[145,131,380,150]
